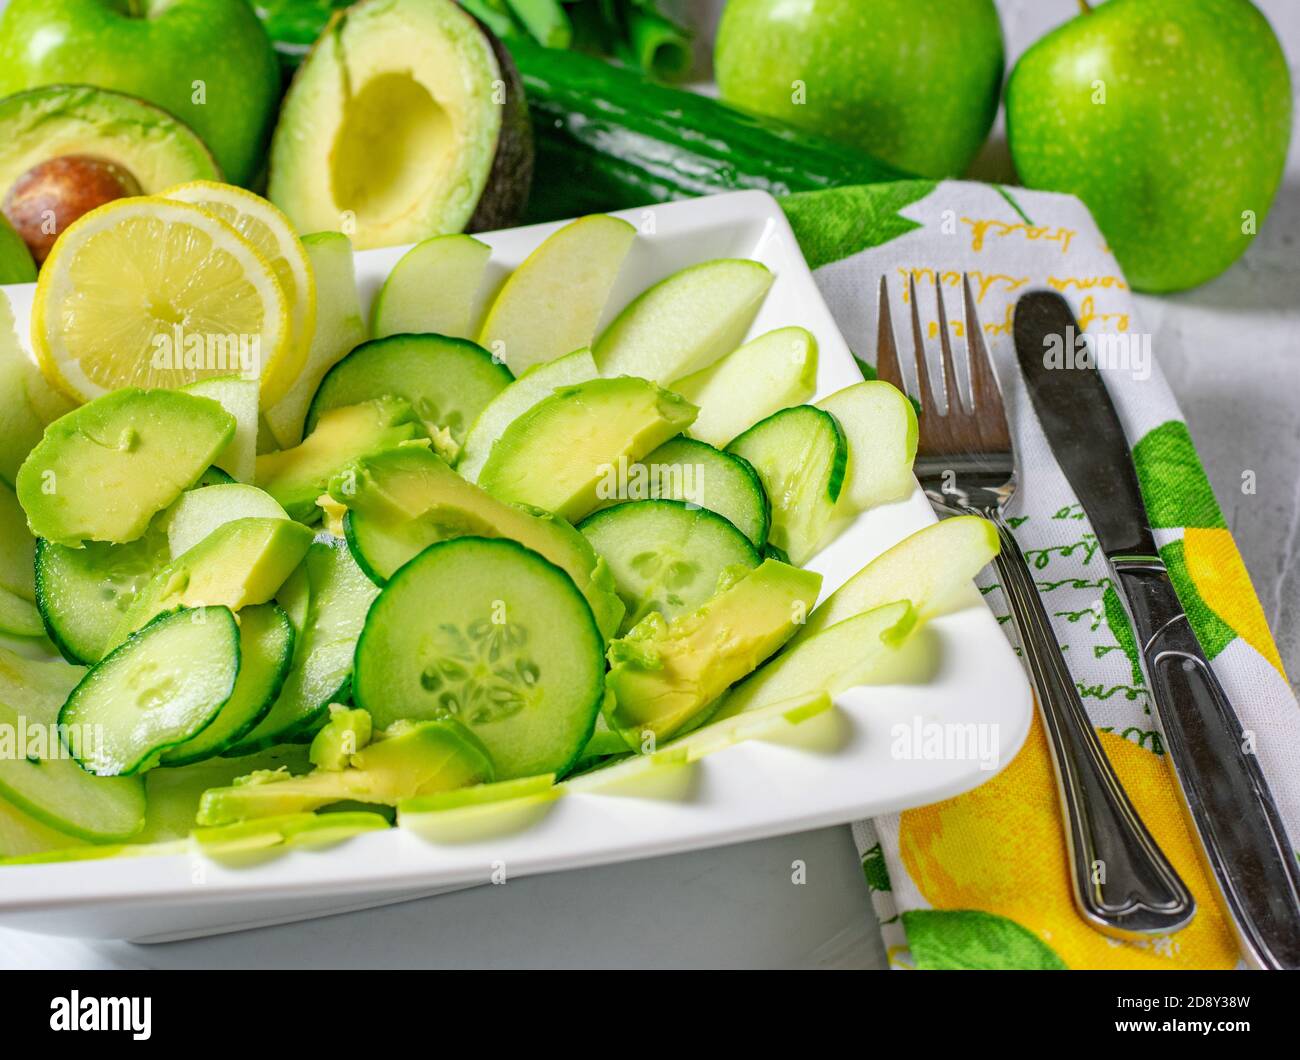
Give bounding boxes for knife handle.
[1115,561,1300,969]
[991,520,1195,936]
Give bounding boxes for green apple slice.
[478,376,697,522]
[0,586,44,638]
[190,811,390,857]
[479,215,636,374]
[816,381,918,513]
[789,516,999,650]
[0,646,147,840]
[182,376,259,483]
[0,291,75,489]
[164,483,289,560]
[0,794,87,860]
[594,258,773,383]
[399,774,560,841]
[562,744,691,795]
[372,234,491,340]
[716,601,917,719]
[457,346,599,482]
[0,480,35,602]
[264,232,367,449]
[675,326,819,447]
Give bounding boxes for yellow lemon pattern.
[1183,527,1286,680]
[898,708,1239,969]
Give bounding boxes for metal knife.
[1014,290,1300,970]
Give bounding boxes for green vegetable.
[510,38,908,222]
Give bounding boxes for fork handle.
[988,516,1196,937]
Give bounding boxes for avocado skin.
[465,23,533,234]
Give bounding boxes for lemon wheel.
[32,197,293,404]
[160,180,315,396]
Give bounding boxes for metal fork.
[874,272,1195,938]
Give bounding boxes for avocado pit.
[2,155,142,265]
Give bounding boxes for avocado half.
[268,0,533,250]
[0,84,220,264]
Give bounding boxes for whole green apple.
[1007,0,1291,293]
[714,0,1005,178]
[0,0,280,187]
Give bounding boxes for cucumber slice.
[60,606,242,776]
[594,259,773,383]
[727,405,848,565]
[478,214,636,374]
[628,436,770,546]
[0,479,35,602]
[354,537,607,779]
[716,601,916,720]
[34,527,170,664]
[333,446,624,641]
[227,538,379,754]
[579,501,760,632]
[0,647,146,841]
[305,334,512,455]
[816,381,918,513]
[164,483,289,560]
[371,234,491,340]
[457,346,600,482]
[789,516,999,650]
[161,604,296,766]
[674,327,819,448]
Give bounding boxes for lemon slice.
[160,181,315,397]
[33,198,293,404]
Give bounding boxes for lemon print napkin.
[780,180,1298,970]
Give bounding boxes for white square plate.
[0,191,1032,941]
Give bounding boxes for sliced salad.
[0,191,1000,864]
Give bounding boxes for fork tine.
[874,275,906,393]
[961,274,1012,451]
[907,272,942,417]
[933,271,966,416]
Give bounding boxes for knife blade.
[1014,290,1300,969]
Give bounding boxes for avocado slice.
[329,444,625,640]
[605,559,823,743]
[0,86,220,265]
[111,517,314,646]
[309,705,374,771]
[478,376,698,523]
[269,0,532,249]
[16,388,235,547]
[196,718,494,825]
[255,396,424,522]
